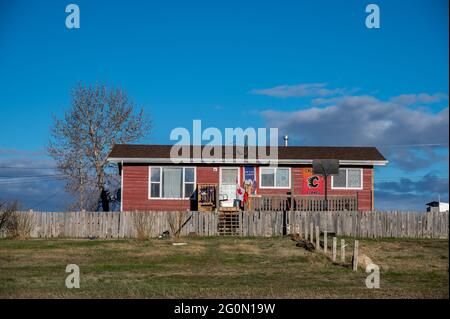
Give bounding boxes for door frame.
[219,167,241,206]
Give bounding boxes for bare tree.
[133,212,156,240]
[48,83,151,211]
[0,201,18,235]
[0,201,33,239]
[167,211,188,238]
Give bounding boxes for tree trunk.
[100,187,110,212]
[97,170,110,212]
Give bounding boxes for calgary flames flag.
[301,168,324,195]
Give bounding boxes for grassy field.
[0,236,448,298]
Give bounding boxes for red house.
[107,144,388,212]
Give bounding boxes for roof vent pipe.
[283,134,289,147]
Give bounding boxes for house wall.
[122,165,220,211]
[251,166,372,210]
[122,164,374,211]
[326,167,373,211]
[122,165,188,211]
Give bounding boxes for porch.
[244,195,358,212]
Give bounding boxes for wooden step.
[217,211,240,236]
[219,207,239,212]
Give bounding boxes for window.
[149,167,196,199]
[150,167,161,197]
[260,167,290,188]
[332,168,363,189]
[184,167,195,198]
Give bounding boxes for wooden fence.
[5,210,449,239]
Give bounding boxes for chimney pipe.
[283,134,289,147]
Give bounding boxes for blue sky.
[0,0,448,211]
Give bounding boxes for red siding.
[122,165,191,211]
[197,166,220,183]
[326,168,373,211]
[122,164,374,211]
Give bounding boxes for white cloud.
[389,93,448,105]
[261,94,449,171]
[0,152,70,211]
[261,95,448,146]
[251,83,346,98]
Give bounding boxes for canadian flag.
[236,186,244,197]
[236,185,245,203]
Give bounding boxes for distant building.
[426,201,450,213]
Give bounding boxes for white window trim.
[219,167,241,186]
[219,167,240,205]
[331,168,363,190]
[148,166,196,200]
[259,167,291,189]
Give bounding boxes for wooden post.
[315,226,320,250]
[298,214,302,239]
[332,237,337,261]
[310,222,314,243]
[324,231,328,254]
[304,219,308,240]
[352,240,359,271]
[340,239,345,263]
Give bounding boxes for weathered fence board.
[3,210,448,239]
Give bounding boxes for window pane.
[184,183,195,198]
[276,168,289,187]
[162,167,182,198]
[333,169,347,188]
[150,167,160,182]
[184,167,195,183]
[222,169,238,184]
[150,183,160,198]
[348,169,361,188]
[261,169,275,187]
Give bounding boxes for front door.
[220,167,240,207]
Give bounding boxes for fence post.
[310,222,314,243]
[324,231,328,254]
[332,237,337,261]
[340,239,345,263]
[304,219,308,240]
[315,226,320,249]
[352,240,359,271]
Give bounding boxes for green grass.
[0,236,448,298]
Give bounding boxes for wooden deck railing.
[246,195,358,212]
